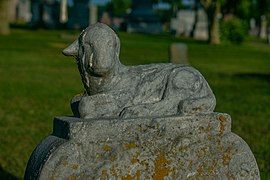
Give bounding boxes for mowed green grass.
[0,29,269,179]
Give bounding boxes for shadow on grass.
[0,166,18,180]
[233,73,270,82]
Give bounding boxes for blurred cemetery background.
[0,0,270,179]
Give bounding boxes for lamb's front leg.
[78,93,120,119]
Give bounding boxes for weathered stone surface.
[62,23,216,120]
[25,113,260,179]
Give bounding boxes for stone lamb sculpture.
[62,23,216,119]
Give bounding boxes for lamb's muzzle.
[62,39,79,57]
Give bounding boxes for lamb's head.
[62,23,122,92]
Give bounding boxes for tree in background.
[230,0,270,42]
[257,0,267,34]
[255,0,270,42]
[200,0,223,44]
[222,0,252,19]
[190,0,200,38]
[0,0,10,35]
[219,0,250,44]
[164,0,183,17]
[152,0,221,44]
[106,0,131,17]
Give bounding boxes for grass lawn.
[0,29,269,179]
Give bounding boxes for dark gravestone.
[30,0,42,28]
[127,0,162,34]
[30,0,61,29]
[43,1,61,29]
[67,0,89,29]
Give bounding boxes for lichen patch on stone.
[153,153,171,179]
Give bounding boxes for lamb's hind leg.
[178,95,216,115]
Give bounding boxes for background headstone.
[30,0,42,27]
[170,9,208,40]
[170,43,189,64]
[30,0,61,28]
[89,3,98,25]
[260,15,267,39]
[194,10,208,40]
[43,0,61,29]
[249,18,258,36]
[60,0,68,23]
[67,0,89,29]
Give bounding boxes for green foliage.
[249,0,270,23]
[235,0,252,19]
[221,17,248,44]
[222,0,252,19]
[155,9,171,23]
[106,0,131,17]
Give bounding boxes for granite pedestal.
[25,113,260,179]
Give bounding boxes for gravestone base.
[25,113,260,179]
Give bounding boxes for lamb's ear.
[115,35,120,57]
[62,39,79,57]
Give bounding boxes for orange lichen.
[196,164,204,176]
[124,142,137,150]
[131,155,139,164]
[68,175,77,180]
[101,169,108,180]
[188,160,193,170]
[219,115,226,122]
[110,166,117,176]
[218,115,227,135]
[72,164,79,170]
[135,170,141,179]
[121,174,133,180]
[209,161,216,175]
[108,154,117,162]
[153,153,171,179]
[222,149,232,165]
[62,160,68,167]
[103,144,112,152]
[204,160,217,176]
